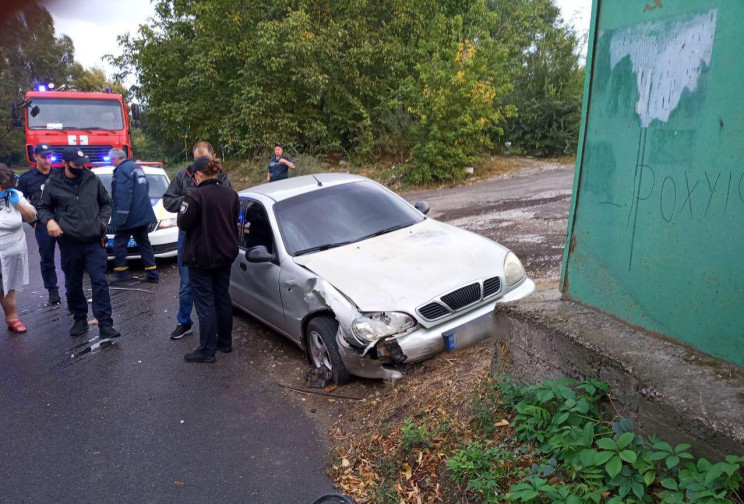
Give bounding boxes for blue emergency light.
[50,156,57,162]
[35,82,55,92]
[103,156,111,162]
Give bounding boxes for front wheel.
[306,315,350,385]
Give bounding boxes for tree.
[115,0,584,180]
[0,1,80,164]
[497,1,585,156]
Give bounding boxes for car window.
[96,172,169,200]
[238,199,275,254]
[274,181,425,256]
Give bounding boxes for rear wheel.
[306,315,350,385]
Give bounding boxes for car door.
[231,198,287,334]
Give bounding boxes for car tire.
[306,315,350,385]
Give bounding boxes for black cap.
[192,156,211,173]
[274,143,283,148]
[62,146,89,165]
[34,144,53,156]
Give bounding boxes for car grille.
[483,276,501,297]
[46,144,115,164]
[418,302,449,321]
[418,276,504,322]
[441,282,482,310]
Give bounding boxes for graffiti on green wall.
[563,1,744,366]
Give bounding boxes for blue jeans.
[59,239,113,327]
[177,230,193,325]
[34,223,59,291]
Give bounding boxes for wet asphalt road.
[0,228,334,503]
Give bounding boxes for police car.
[91,165,179,259]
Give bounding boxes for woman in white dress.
[0,164,36,333]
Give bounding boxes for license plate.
[107,238,137,248]
[442,310,497,352]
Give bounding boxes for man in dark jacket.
[38,147,120,339]
[162,141,231,340]
[17,144,61,304]
[109,148,159,282]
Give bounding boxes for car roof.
[91,165,167,176]
[238,173,370,202]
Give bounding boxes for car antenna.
[312,175,323,187]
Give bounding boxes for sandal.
[7,319,27,333]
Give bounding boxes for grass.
[164,153,551,193]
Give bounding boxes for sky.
[46,0,593,78]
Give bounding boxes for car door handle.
[239,262,247,271]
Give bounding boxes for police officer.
[38,147,120,339]
[17,144,61,304]
[109,148,159,282]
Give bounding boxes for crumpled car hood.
[293,218,509,315]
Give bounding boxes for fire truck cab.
[17,87,136,166]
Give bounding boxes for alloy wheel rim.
[309,331,332,371]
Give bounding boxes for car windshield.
[274,181,425,256]
[28,98,124,130]
[96,172,170,201]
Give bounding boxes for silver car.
[230,174,535,383]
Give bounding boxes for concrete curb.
[491,289,744,460]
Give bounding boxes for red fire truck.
[13,84,140,166]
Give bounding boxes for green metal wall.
[562,0,744,367]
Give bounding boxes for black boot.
[48,289,61,305]
[69,319,89,337]
[184,349,216,363]
[99,326,121,339]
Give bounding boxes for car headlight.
[504,252,526,286]
[157,218,177,230]
[351,312,416,343]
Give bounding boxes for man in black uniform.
[38,147,120,339]
[17,144,61,304]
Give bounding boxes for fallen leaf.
[324,385,338,393]
[495,419,510,427]
[174,481,185,486]
[342,458,351,468]
[402,463,412,480]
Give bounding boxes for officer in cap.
[38,147,120,339]
[17,144,61,305]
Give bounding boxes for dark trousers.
[113,225,157,276]
[59,240,114,327]
[34,223,59,291]
[188,265,233,356]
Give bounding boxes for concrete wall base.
[491,289,744,460]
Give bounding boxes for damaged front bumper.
[336,278,536,380]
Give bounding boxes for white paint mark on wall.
[610,10,717,128]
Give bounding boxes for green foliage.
[114,0,583,181]
[0,2,80,164]
[400,417,433,451]
[450,376,744,504]
[448,440,520,503]
[500,4,585,156]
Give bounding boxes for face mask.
[67,164,84,177]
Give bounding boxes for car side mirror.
[414,201,430,215]
[245,245,274,263]
[30,105,40,118]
